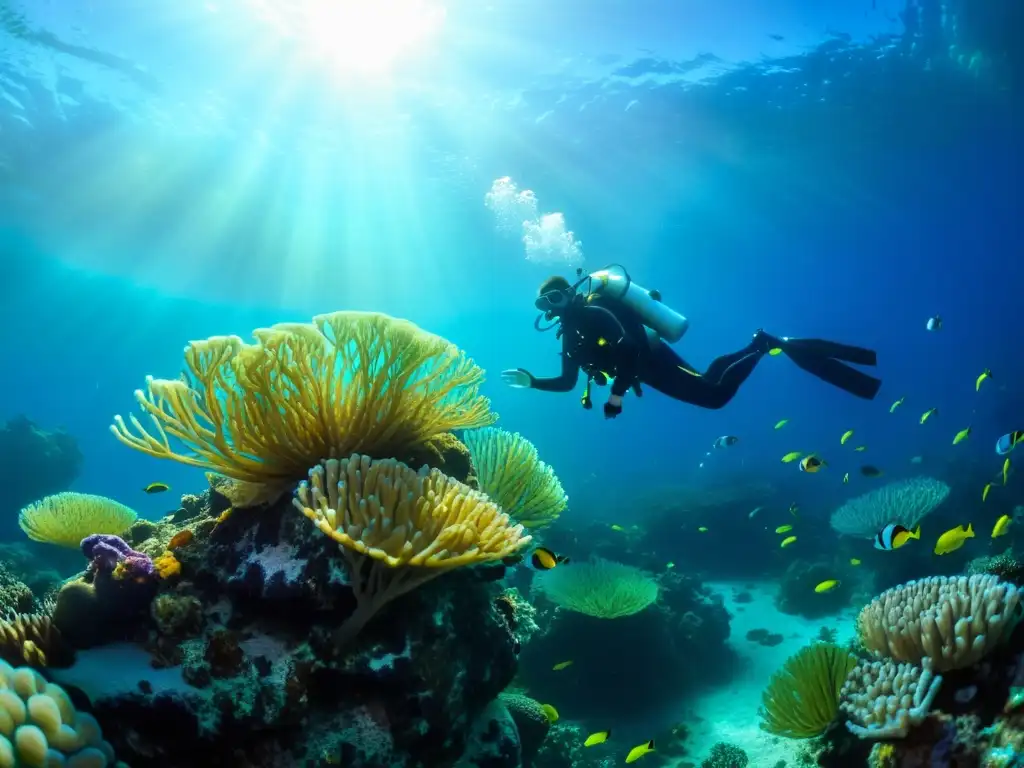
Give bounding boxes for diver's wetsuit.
[529,296,881,408]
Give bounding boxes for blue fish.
[996,432,1023,456]
[713,435,739,449]
[874,523,921,551]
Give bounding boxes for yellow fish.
[815,579,840,593]
[977,368,992,391]
[934,524,974,555]
[953,427,972,445]
[920,408,938,424]
[843,472,850,484]
[584,730,611,747]
[983,483,992,502]
[1004,458,1012,486]
[625,740,655,764]
[768,347,783,356]
[666,562,675,569]
[552,661,574,671]
[540,704,559,723]
[854,446,867,452]
[781,451,803,463]
[610,524,625,532]
[697,526,708,533]
[850,558,861,566]
[780,535,797,548]
[840,430,854,445]
[775,419,789,430]
[775,525,793,534]
[992,515,1012,538]
[143,482,170,494]
[890,397,905,413]
[799,455,825,473]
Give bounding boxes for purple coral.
[81,533,154,580]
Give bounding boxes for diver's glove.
[501,369,534,389]
[603,394,624,419]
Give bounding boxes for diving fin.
[780,338,877,367]
[779,339,881,400]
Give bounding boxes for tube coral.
[111,311,496,506]
[462,427,567,528]
[18,493,138,548]
[533,558,658,619]
[840,657,943,739]
[294,454,530,645]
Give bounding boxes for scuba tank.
[578,264,689,342]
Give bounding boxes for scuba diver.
[501,265,881,419]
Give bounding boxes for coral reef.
[969,550,1024,586]
[759,642,857,738]
[841,657,943,738]
[498,693,550,766]
[776,559,854,619]
[701,741,748,768]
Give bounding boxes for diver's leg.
[702,337,767,383]
[642,341,762,409]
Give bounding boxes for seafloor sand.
[675,580,858,767]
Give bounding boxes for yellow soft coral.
[153,551,181,579]
[18,493,137,548]
[463,427,567,528]
[110,311,496,506]
[294,454,531,645]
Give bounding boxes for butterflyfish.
[920,408,938,424]
[780,536,797,548]
[874,523,920,551]
[976,368,992,391]
[815,579,840,593]
[143,482,170,494]
[781,451,803,463]
[775,419,789,430]
[934,524,974,555]
[584,731,611,747]
[775,525,793,534]
[530,548,569,570]
[890,397,905,413]
[996,432,1024,456]
[799,455,825,473]
[552,660,574,671]
[953,427,972,445]
[992,515,1012,538]
[625,740,655,764]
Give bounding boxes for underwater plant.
[462,427,568,528]
[533,557,659,619]
[294,454,530,646]
[829,477,950,538]
[758,642,857,738]
[111,311,496,506]
[18,492,138,548]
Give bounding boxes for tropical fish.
[168,530,193,550]
[996,432,1024,456]
[768,347,783,356]
[531,548,569,570]
[934,524,974,555]
[926,315,942,332]
[697,526,708,533]
[920,408,938,424]
[890,397,905,413]
[874,523,920,551]
[610,524,625,532]
[910,456,923,464]
[748,506,763,519]
[1004,458,1012,486]
[714,435,739,449]
[789,503,799,517]
[800,455,825,473]
[854,446,868,452]
[841,430,854,445]
[540,704,559,723]
[780,536,797,548]
[552,661,574,671]
[983,483,992,502]
[775,419,789,430]
[850,558,861,566]
[143,482,169,494]
[843,472,850,484]
[584,731,611,747]
[976,368,992,391]
[953,427,972,445]
[861,465,883,478]
[992,515,1012,538]
[775,525,793,534]
[815,580,840,593]
[625,740,655,764]
[781,451,803,463]
[666,562,675,569]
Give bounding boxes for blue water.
[0,0,1020,534]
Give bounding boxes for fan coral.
[840,657,942,739]
[830,478,950,538]
[110,311,496,506]
[294,454,530,645]
[759,642,857,738]
[533,557,659,619]
[856,574,1021,671]
[462,427,568,528]
[19,493,138,548]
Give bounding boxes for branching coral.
[533,557,659,619]
[294,454,530,645]
[840,657,943,739]
[462,427,567,528]
[856,574,1021,671]
[111,311,496,506]
[759,642,858,738]
[829,478,950,538]
[18,493,138,548]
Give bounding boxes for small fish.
[748,506,763,519]
[850,558,861,566]
[976,368,992,391]
[800,455,825,473]
[953,427,972,445]
[666,562,675,569]
[625,740,655,764]
[768,347,783,356]
[920,408,938,424]
[890,397,905,413]
[910,455,923,464]
[992,515,1012,538]
[775,524,793,534]
[697,526,708,533]
[143,482,170,494]
[714,435,739,449]
[934,524,975,556]
[874,523,921,551]
[843,472,850,484]
[815,579,840,593]
[552,660,574,671]
[996,432,1024,456]
[531,548,569,571]
[540,704,559,723]
[781,451,803,463]
[840,430,854,445]
[168,530,193,550]
[926,314,942,332]
[1004,458,1012,486]
[775,419,789,430]
[983,483,992,502]
[584,730,611,747]
[610,524,625,532]
[860,465,883,478]
[780,535,797,548]
[789,502,799,517]
[854,446,867,452]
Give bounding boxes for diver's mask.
[534,288,575,331]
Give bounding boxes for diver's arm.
[527,352,580,392]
